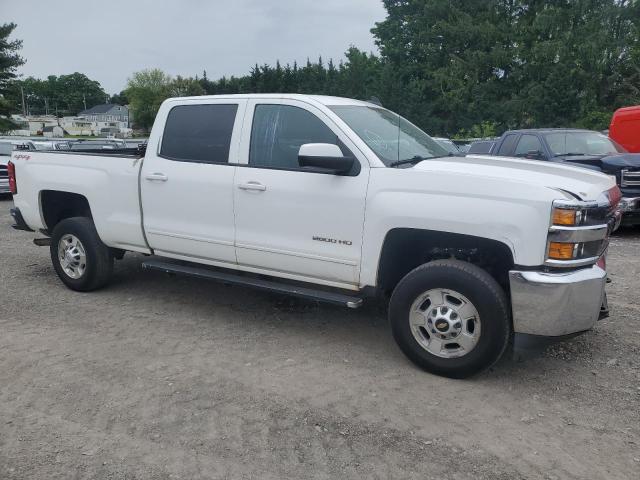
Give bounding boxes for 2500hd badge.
[312,236,353,246]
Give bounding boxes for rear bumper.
[10,207,34,232]
[509,264,606,337]
[0,178,9,193]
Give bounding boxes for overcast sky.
[3,0,386,94]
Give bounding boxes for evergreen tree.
[0,22,25,132]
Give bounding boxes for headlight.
[547,240,605,261]
[551,207,583,226]
[545,197,613,267]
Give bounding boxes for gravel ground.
[1,195,639,480]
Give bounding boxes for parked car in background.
[433,137,461,155]
[0,139,37,151]
[32,140,72,151]
[67,139,128,151]
[1,141,37,195]
[0,143,12,194]
[609,105,640,153]
[487,128,640,226]
[467,139,497,154]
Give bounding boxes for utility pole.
[83,93,87,111]
[21,86,26,116]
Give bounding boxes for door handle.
[145,173,168,182]
[238,182,267,192]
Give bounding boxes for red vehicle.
[609,106,640,153]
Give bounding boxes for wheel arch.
[375,228,515,295]
[39,190,93,233]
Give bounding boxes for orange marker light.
[548,242,576,260]
[552,208,576,226]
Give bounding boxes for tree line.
[2,0,640,136]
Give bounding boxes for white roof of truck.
[166,93,376,107]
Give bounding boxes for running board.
[141,259,364,309]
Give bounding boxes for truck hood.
[601,153,640,170]
[413,154,615,201]
[552,153,640,173]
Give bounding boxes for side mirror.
[526,150,545,160]
[298,143,354,175]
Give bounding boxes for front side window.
[329,105,448,166]
[249,104,339,169]
[160,104,238,163]
[515,135,544,157]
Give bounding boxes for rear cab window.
[160,104,239,163]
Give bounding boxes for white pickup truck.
[8,94,621,378]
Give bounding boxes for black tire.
[389,259,511,379]
[50,217,114,292]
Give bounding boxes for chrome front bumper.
[509,265,607,336]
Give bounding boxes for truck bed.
[10,150,150,253]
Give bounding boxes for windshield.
[545,132,626,156]
[329,105,449,166]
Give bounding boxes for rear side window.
[160,104,238,163]
[497,134,518,155]
[249,104,338,169]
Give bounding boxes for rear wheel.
[389,259,510,378]
[50,217,114,291]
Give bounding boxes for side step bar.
[141,259,364,309]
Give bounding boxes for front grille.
[621,169,640,187]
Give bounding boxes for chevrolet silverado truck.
[486,128,640,226]
[8,94,621,378]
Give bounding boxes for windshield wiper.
[389,154,453,168]
[553,152,588,157]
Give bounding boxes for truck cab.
[8,95,621,378]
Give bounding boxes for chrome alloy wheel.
[409,288,481,358]
[58,234,87,279]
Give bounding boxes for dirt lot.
[0,195,639,480]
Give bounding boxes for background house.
[42,125,65,138]
[9,114,59,136]
[79,104,129,126]
[8,105,133,138]
[78,104,130,137]
[59,117,93,136]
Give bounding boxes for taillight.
[7,161,17,194]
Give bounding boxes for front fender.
[359,169,558,288]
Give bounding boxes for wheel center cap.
[435,320,449,332]
[65,251,75,264]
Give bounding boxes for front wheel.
[389,259,511,378]
[50,217,114,291]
